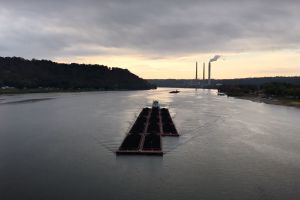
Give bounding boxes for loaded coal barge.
[116,101,179,156]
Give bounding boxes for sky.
[0,0,300,79]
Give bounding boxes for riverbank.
[218,82,300,108]
[0,87,155,95]
[0,88,107,95]
[233,95,300,108]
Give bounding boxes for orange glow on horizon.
[55,50,300,79]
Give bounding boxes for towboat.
[217,92,226,96]
[169,90,180,94]
[152,100,160,108]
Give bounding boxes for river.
[0,88,300,200]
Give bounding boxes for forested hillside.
[0,57,155,90]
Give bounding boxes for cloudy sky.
[1,0,300,79]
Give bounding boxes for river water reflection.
[0,88,300,200]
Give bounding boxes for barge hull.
[117,107,178,156]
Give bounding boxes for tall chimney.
[195,62,198,80]
[208,62,211,85]
[203,62,205,80]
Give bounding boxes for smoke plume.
[209,55,221,62]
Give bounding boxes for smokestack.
[203,62,205,80]
[208,62,211,85]
[195,62,198,80]
[207,55,221,86]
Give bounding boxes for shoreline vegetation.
[241,96,300,108]
[0,57,156,94]
[218,82,300,108]
[1,57,299,109]
[0,87,149,95]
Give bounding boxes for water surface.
[1,88,300,200]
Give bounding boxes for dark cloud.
[1,0,299,59]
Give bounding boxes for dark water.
[1,88,300,200]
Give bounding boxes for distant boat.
[218,92,226,96]
[169,90,180,94]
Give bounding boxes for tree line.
[0,57,155,90]
[218,82,300,98]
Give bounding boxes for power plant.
[193,56,220,87]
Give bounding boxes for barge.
[116,101,179,156]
